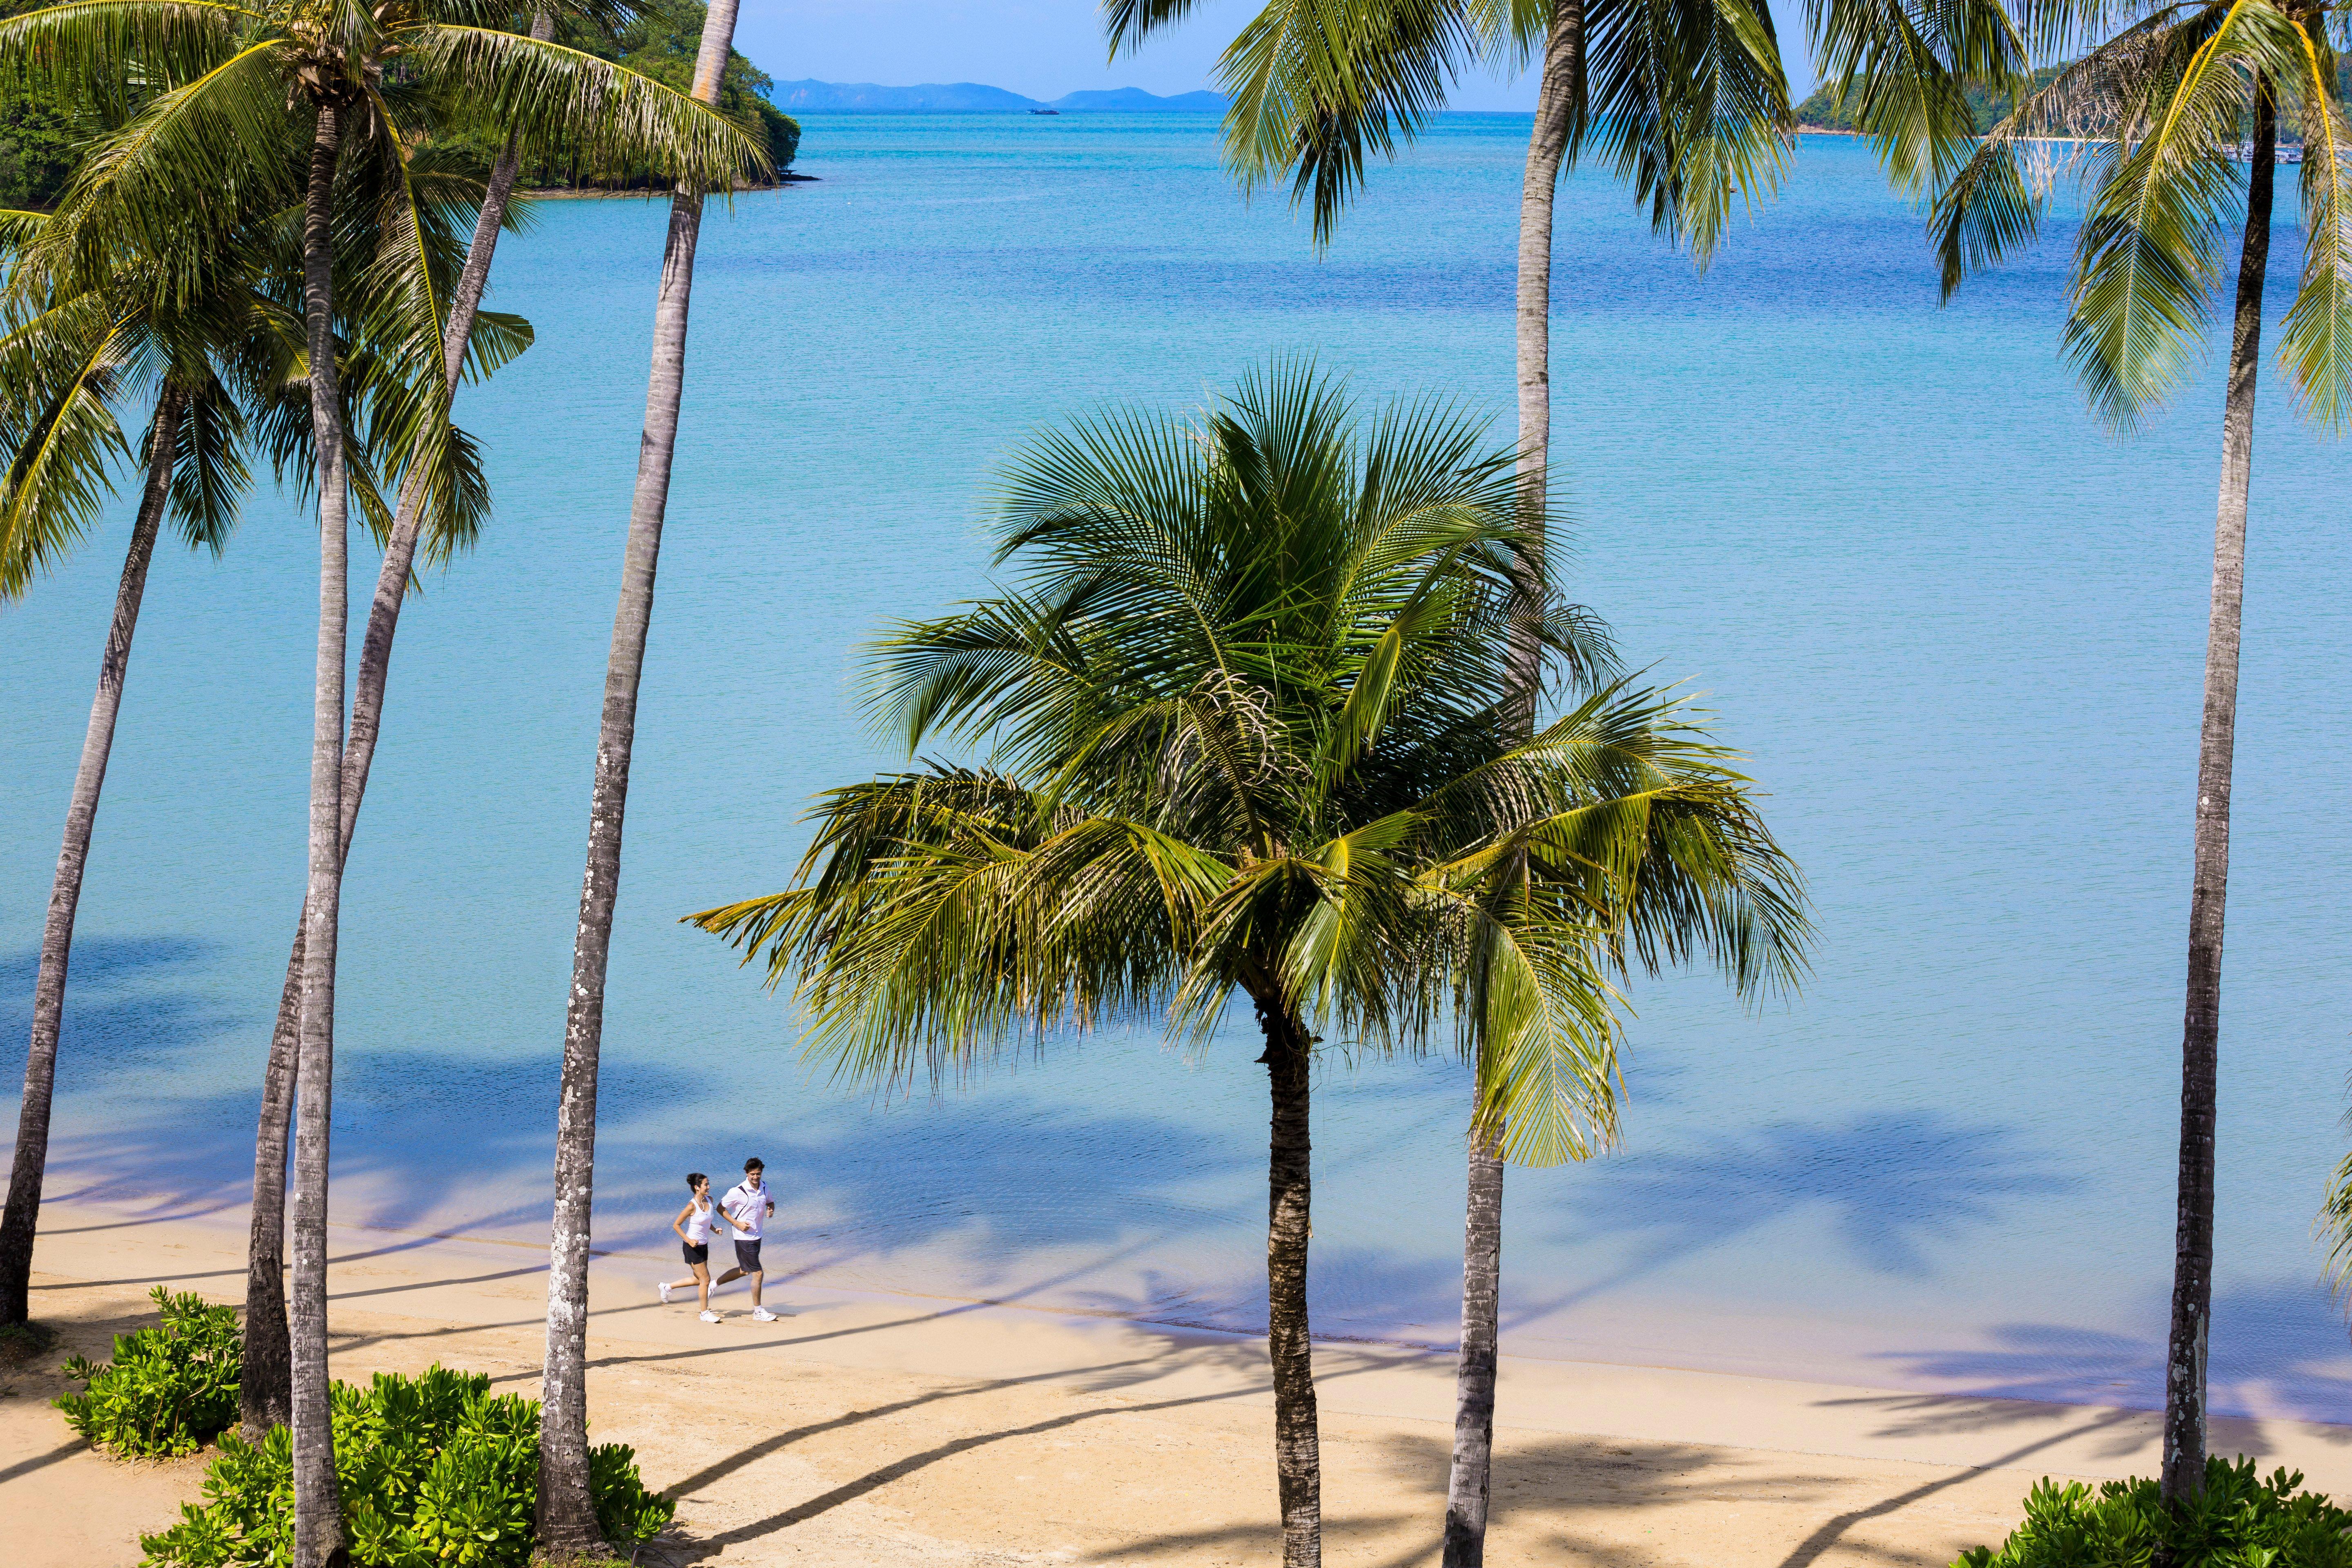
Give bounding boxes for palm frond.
[2281,19,2352,430]
[0,295,129,598]
[1806,0,2031,195]
[408,26,768,190]
[2064,0,2303,427]
[1216,0,1482,241]
[691,361,1809,1164]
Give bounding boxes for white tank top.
[684,1197,717,1245]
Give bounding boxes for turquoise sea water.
[7,114,2351,1419]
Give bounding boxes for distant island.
[772,80,1229,113]
[1793,73,2067,135]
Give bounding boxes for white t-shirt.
[722,1180,771,1241]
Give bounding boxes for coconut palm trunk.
[1507,0,1583,691]
[289,97,354,1568]
[1254,992,1321,1568]
[241,20,546,1434]
[2161,80,2274,1508]
[1446,9,1584,1563]
[0,385,185,1327]
[1444,1130,1505,1561]
[535,0,741,1547]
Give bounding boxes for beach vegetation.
[690,357,1800,1568]
[1956,1459,2352,1567]
[139,1365,672,1568]
[225,7,546,1445]
[1930,0,2352,1506]
[55,1287,242,1459]
[535,0,751,1550]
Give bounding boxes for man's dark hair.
[744,1157,764,1172]
[686,1172,707,1192]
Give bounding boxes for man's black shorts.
[734,1238,763,1273]
[682,1242,707,1266]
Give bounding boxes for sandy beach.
[4,1202,2347,1566]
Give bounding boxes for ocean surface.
[7,114,2351,1422]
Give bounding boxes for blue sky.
[731,0,1824,111]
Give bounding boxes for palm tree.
[0,220,254,1330]
[0,87,532,1408]
[1091,4,1858,1554]
[690,361,1801,1568]
[235,7,556,1442]
[0,149,476,1328]
[537,0,747,1549]
[0,7,757,1550]
[1936,0,2352,1503]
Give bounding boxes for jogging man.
[713,1157,777,1321]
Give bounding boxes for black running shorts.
[682,1242,708,1265]
[734,1238,763,1273]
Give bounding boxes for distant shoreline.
[526,173,821,199]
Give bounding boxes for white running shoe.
[699,1310,720,1324]
[658,1282,673,1305]
[752,1307,778,1323]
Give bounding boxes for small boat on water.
[1030,109,1060,116]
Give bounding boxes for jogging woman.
[660,1172,733,1322]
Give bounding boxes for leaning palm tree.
[536,0,748,1550]
[0,6,758,1553]
[1936,0,2352,1504]
[0,98,525,1386]
[0,151,480,1323]
[0,214,258,1330]
[690,361,1801,1568]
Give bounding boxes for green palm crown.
[692,360,1806,1166]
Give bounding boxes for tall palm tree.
[0,96,529,1397]
[690,361,1800,1568]
[1093,4,1868,1555]
[1937,0,2352,1503]
[0,7,757,1552]
[536,0,746,1549]
[0,219,256,1329]
[0,154,469,1324]
[235,7,556,1441]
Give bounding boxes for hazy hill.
[771,79,1229,112]
[1050,88,1228,112]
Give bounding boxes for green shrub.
[140,1365,675,1567]
[55,1286,243,1457]
[1957,1457,2352,1567]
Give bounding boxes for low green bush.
[1956,1457,2352,1567]
[55,1285,242,1457]
[141,1364,675,1567]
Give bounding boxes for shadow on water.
[1872,1279,2352,1425]
[40,1033,1265,1310]
[1512,1111,2078,1325]
[0,932,218,997]
[0,935,239,1099]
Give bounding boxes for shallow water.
[7,114,2351,1420]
